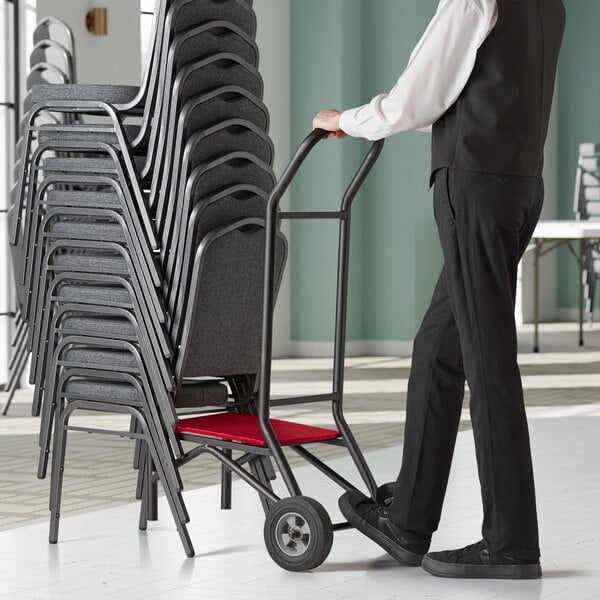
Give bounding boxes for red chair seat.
[176,412,340,447]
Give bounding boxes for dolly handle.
[258,130,384,497]
[342,136,385,210]
[266,129,385,215]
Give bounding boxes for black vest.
[431,0,566,183]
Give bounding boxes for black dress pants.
[389,167,544,561]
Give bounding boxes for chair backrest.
[142,26,261,179]
[150,86,270,224]
[174,218,287,382]
[179,86,269,134]
[173,21,258,71]
[187,152,275,201]
[167,186,269,326]
[175,55,263,111]
[26,63,68,90]
[135,0,172,103]
[184,120,274,173]
[169,0,256,40]
[574,143,600,221]
[30,40,75,83]
[160,122,272,248]
[7,205,27,312]
[158,150,275,284]
[138,0,256,153]
[23,64,69,113]
[33,17,74,54]
[32,17,76,85]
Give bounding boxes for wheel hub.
[275,512,311,557]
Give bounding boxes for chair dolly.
[175,129,392,571]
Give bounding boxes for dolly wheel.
[377,482,396,506]
[264,496,333,571]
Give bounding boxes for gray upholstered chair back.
[168,187,270,340]
[180,87,269,134]
[30,40,75,83]
[175,218,287,381]
[33,17,74,55]
[171,22,258,70]
[184,121,274,175]
[168,0,256,39]
[187,152,275,201]
[174,54,263,110]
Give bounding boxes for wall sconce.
[86,8,108,35]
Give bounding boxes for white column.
[0,0,17,386]
[253,0,292,357]
[35,0,141,86]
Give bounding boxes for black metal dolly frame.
[178,129,387,570]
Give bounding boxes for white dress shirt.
[339,0,498,140]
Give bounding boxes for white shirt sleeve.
[339,0,498,140]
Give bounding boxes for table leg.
[534,241,540,353]
[579,239,584,346]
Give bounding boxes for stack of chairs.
[3,17,76,415]
[573,143,600,323]
[9,0,290,556]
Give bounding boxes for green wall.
[289,0,599,343]
[290,0,441,344]
[557,0,600,311]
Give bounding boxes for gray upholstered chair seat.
[46,190,121,207]
[175,381,229,408]
[49,220,126,241]
[38,123,141,144]
[60,315,136,337]
[61,347,139,369]
[56,283,132,304]
[42,155,146,174]
[31,83,139,106]
[64,378,229,407]
[64,378,142,403]
[52,253,128,273]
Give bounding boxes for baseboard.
[556,308,600,322]
[284,340,414,358]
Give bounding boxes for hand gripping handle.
[266,128,385,216]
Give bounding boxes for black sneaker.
[338,490,430,566]
[422,540,542,579]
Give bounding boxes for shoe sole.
[338,494,423,566]
[421,556,542,579]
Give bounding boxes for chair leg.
[139,423,194,557]
[48,401,70,544]
[138,490,148,532]
[5,336,27,391]
[220,449,232,510]
[138,445,158,531]
[132,416,142,470]
[37,351,61,479]
[145,452,158,522]
[590,273,597,324]
[1,345,30,416]
[135,440,147,500]
[8,323,26,370]
[10,317,25,349]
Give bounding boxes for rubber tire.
[264,496,333,572]
[377,482,395,506]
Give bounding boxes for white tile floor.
[0,410,599,600]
